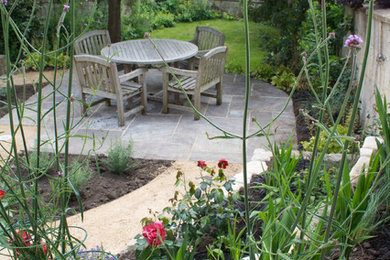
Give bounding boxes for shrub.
[133,161,241,258]
[102,140,135,175]
[22,150,53,174]
[301,124,353,153]
[69,160,93,190]
[23,51,70,71]
[0,0,42,61]
[271,70,296,93]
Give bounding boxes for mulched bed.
[0,83,38,119]
[32,154,173,214]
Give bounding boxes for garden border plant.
[134,0,384,259]
[0,0,118,259]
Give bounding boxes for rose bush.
[142,221,166,246]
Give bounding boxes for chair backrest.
[197,46,228,87]
[74,55,120,98]
[74,30,111,55]
[193,26,225,51]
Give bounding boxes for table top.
[101,39,198,65]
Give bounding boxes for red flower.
[218,159,228,169]
[142,221,165,246]
[8,231,49,258]
[197,160,207,168]
[0,190,4,199]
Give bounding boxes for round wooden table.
[101,39,198,66]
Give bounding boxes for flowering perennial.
[63,4,70,12]
[8,231,48,258]
[142,221,166,246]
[197,160,207,168]
[344,34,363,48]
[0,190,4,199]
[218,159,228,169]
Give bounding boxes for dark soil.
[292,89,313,146]
[0,83,38,119]
[32,154,173,214]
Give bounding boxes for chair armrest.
[161,67,198,78]
[119,68,147,83]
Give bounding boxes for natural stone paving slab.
[0,71,297,163]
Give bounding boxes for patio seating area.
[0,69,296,163]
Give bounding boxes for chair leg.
[216,82,222,105]
[81,93,87,114]
[162,72,169,114]
[140,74,148,114]
[116,96,125,127]
[194,92,201,120]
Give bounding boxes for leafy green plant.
[271,70,296,93]
[102,140,136,175]
[164,163,240,245]
[68,160,93,191]
[22,150,53,174]
[133,161,241,258]
[302,124,353,153]
[23,51,69,71]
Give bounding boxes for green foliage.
[121,0,222,40]
[69,160,93,191]
[23,51,69,71]
[165,167,240,245]
[22,150,54,173]
[271,69,296,93]
[298,1,351,58]
[151,19,270,81]
[133,164,241,258]
[102,140,135,175]
[0,0,42,61]
[334,146,382,257]
[302,124,351,153]
[249,0,309,70]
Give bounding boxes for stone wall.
[351,7,390,127]
[209,0,242,17]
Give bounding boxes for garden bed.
[27,153,173,214]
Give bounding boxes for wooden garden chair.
[184,26,225,69]
[162,46,228,120]
[191,26,225,56]
[74,30,111,55]
[74,55,147,126]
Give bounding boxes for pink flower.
[329,32,336,39]
[218,159,228,169]
[0,190,4,199]
[197,160,207,168]
[344,34,363,48]
[300,51,307,57]
[63,4,70,12]
[1,0,7,5]
[144,32,150,38]
[142,221,165,246]
[57,171,63,178]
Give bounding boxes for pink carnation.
[344,34,363,48]
[218,159,228,169]
[142,221,165,246]
[197,160,207,168]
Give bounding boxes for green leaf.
[200,181,208,191]
[194,188,201,199]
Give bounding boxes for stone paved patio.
[0,69,296,163]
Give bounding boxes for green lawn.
[150,19,275,76]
